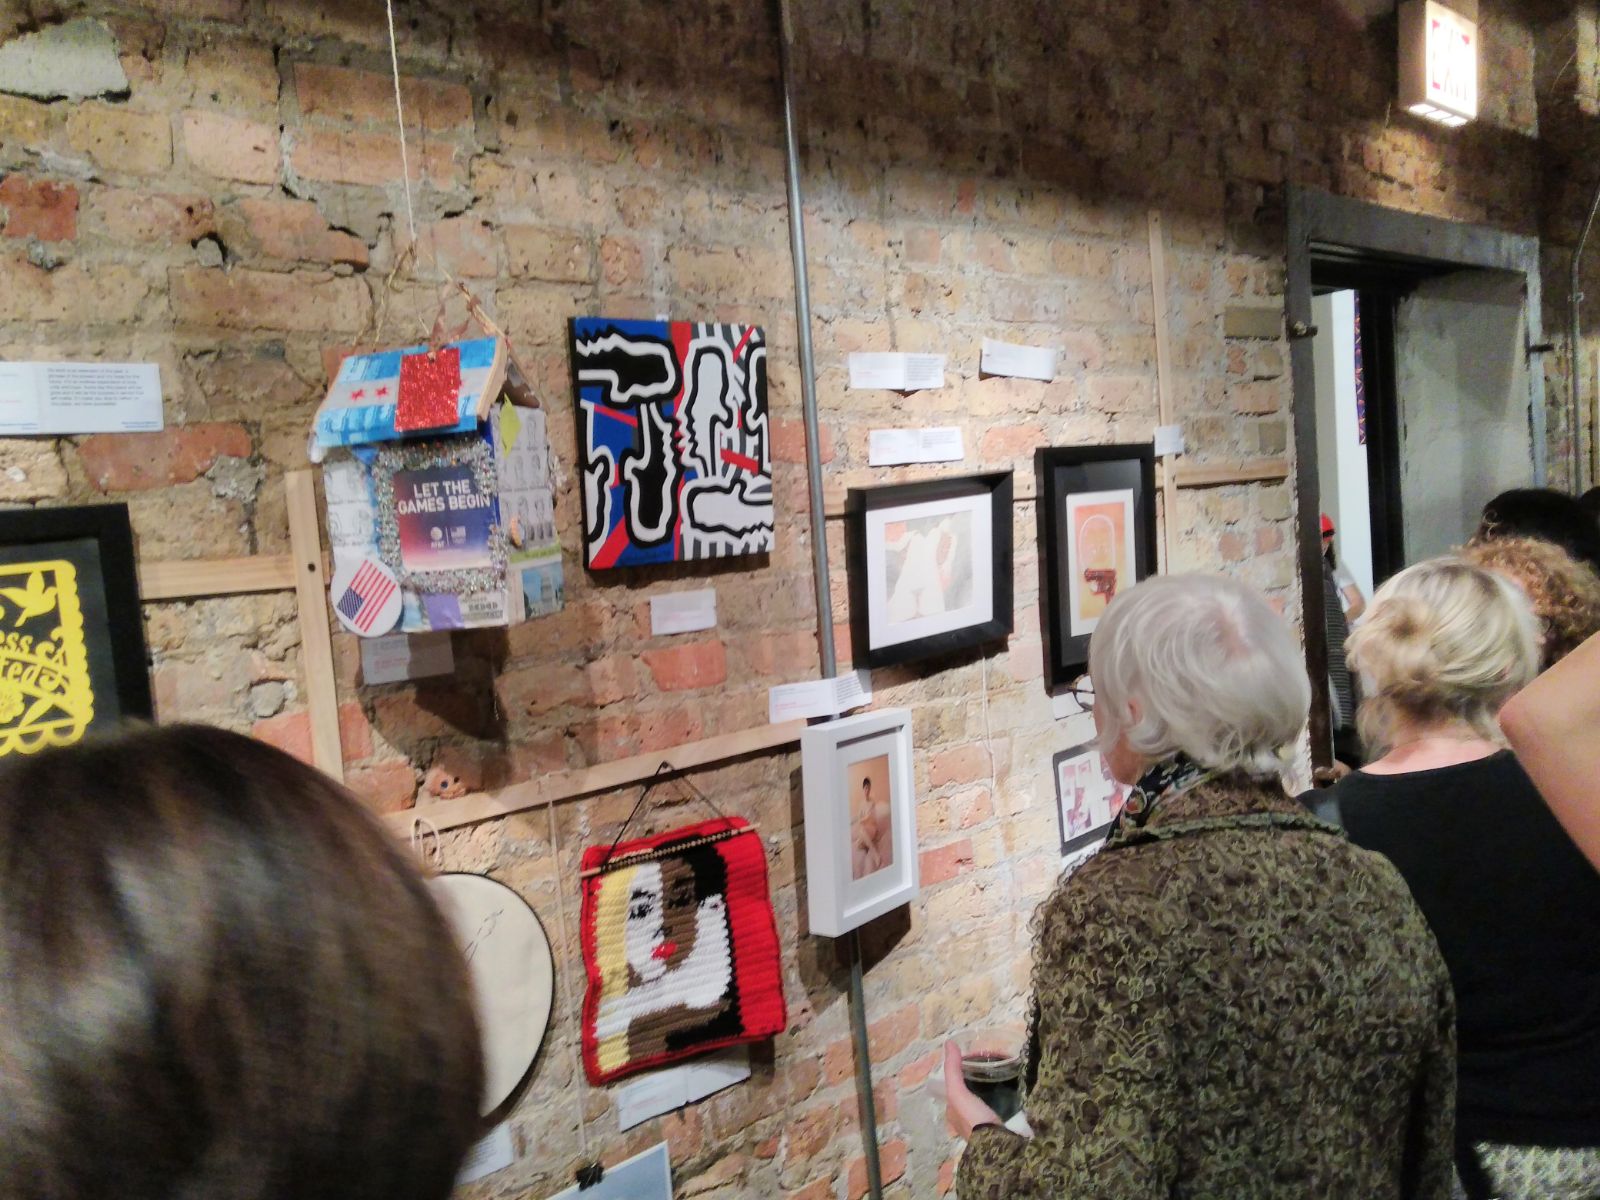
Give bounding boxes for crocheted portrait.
[579,817,785,1085]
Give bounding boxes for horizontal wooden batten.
[389,718,809,835]
[138,553,298,601]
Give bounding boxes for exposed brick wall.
[0,0,1577,1195]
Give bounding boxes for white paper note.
[768,670,873,723]
[542,1142,671,1200]
[868,426,965,466]
[456,1123,515,1186]
[1154,423,1186,457]
[360,631,455,685]
[981,338,1058,382]
[650,588,718,636]
[848,352,946,391]
[615,1048,751,1132]
[0,361,162,435]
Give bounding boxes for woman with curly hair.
[1460,534,1600,669]
[946,574,1455,1198]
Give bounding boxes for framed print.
[845,472,1013,669]
[1036,445,1156,688]
[0,503,151,756]
[1052,740,1131,857]
[800,708,918,937]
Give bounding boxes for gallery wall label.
[847,352,946,392]
[0,361,162,435]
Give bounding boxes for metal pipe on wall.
[772,3,884,1198]
[1569,171,1600,490]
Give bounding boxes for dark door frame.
[1285,187,1544,766]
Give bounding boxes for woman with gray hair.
[1310,558,1600,1200]
[947,573,1456,1198]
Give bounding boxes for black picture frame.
[1052,739,1130,856]
[0,503,152,756]
[1036,444,1157,689]
[845,472,1014,669]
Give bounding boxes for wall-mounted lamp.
[1399,0,1478,127]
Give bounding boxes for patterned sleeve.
[1399,896,1459,1199]
[955,859,1178,1199]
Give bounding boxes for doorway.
[1287,189,1545,765]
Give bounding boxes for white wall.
[1311,291,1375,600]
[1394,270,1532,563]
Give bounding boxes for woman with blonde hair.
[1309,558,1600,1200]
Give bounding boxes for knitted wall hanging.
[579,813,786,1085]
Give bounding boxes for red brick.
[338,701,374,761]
[169,267,372,334]
[497,655,637,717]
[742,629,820,677]
[1219,530,1247,562]
[905,227,941,264]
[295,62,472,129]
[978,423,1045,463]
[920,837,976,886]
[770,416,834,465]
[0,176,78,241]
[79,423,252,493]
[0,256,149,324]
[94,189,215,244]
[898,1047,942,1091]
[637,704,705,753]
[233,197,368,267]
[847,1138,907,1200]
[1255,525,1284,554]
[402,215,497,277]
[253,709,312,763]
[182,111,280,184]
[348,761,417,813]
[869,1002,921,1065]
[289,128,462,188]
[929,743,991,788]
[785,1181,833,1200]
[783,1104,842,1163]
[642,640,728,691]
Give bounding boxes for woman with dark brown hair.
[0,724,483,1200]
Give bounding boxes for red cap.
[1320,513,1334,535]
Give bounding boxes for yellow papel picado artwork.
[0,560,93,756]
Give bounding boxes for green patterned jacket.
[957,775,1455,1199]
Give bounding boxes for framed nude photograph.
[800,708,918,937]
[1036,445,1156,689]
[845,472,1013,669]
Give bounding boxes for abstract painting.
[579,816,785,1085]
[1036,445,1156,689]
[569,318,772,570]
[0,504,151,756]
[846,472,1013,669]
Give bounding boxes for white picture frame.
[800,708,919,937]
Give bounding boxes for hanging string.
[383,0,418,249]
[545,795,593,1164]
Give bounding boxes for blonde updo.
[1347,557,1539,754]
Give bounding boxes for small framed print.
[800,708,918,937]
[845,472,1013,669]
[1052,740,1131,856]
[0,503,151,756]
[1036,445,1157,689]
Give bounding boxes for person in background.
[1305,559,1600,1200]
[947,574,1455,1199]
[0,725,484,1200]
[1460,534,1600,670]
[1579,486,1600,525]
[1477,487,1600,578]
[1323,513,1365,767]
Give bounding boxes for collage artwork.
[571,318,774,569]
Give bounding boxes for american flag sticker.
[330,556,402,637]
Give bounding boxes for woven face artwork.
[579,817,786,1085]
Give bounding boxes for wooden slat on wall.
[138,554,297,601]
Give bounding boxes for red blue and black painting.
[570,318,773,570]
